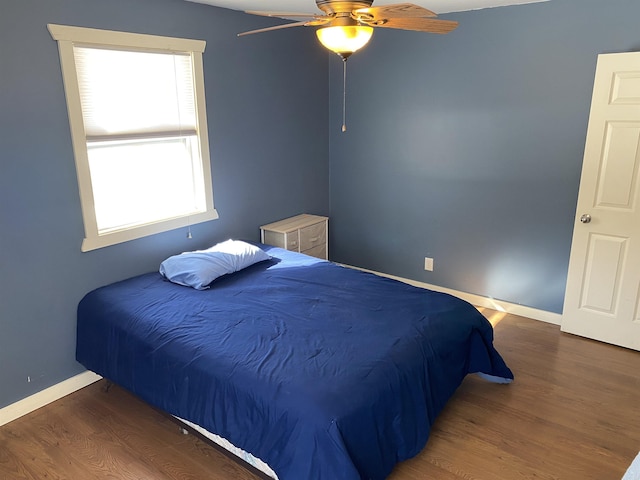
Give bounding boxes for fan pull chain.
[342,58,347,133]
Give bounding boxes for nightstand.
[260,214,328,260]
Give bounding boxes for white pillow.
[159,240,270,290]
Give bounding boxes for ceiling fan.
[238,1,458,58]
[238,1,459,131]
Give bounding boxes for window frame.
[48,24,218,252]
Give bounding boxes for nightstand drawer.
[262,229,300,251]
[302,243,327,260]
[300,221,326,252]
[286,231,300,251]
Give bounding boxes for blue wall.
[0,0,329,409]
[328,0,640,313]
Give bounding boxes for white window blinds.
[73,47,197,140]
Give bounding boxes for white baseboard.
[0,370,102,427]
[345,265,562,326]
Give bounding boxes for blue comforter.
[76,246,513,480]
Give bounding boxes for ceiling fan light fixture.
[316,25,373,58]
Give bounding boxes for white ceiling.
[186,0,548,15]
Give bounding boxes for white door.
[562,52,640,351]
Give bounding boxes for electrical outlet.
[424,257,434,272]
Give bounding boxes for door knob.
[580,214,592,224]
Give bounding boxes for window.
[49,24,218,251]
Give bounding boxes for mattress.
[76,245,513,480]
[175,415,278,478]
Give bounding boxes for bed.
[76,242,513,480]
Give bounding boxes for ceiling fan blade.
[237,18,330,37]
[355,3,436,20]
[245,10,326,21]
[371,17,458,34]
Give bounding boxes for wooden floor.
[1,310,638,479]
